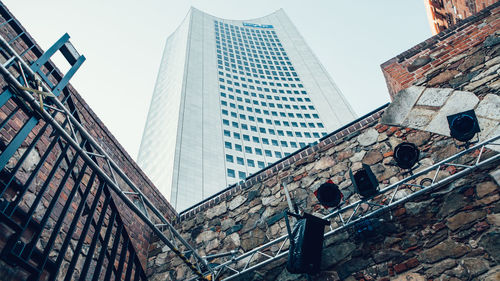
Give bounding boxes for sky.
[3,1,432,160]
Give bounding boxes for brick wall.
[425,0,499,34]
[0,1,176,278]
[383,2,499,98]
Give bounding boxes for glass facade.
[138,8,356,211]
[214,20,329,185]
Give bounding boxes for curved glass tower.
[138,8,357,211]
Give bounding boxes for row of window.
[222,117,324,132]
[225,155,267,168]
[219,84,306,95]
[221,100,315,112]
[218,77,302,88]
[221,92,309,103]
[214,21,277,33]
[227,169,258,180]
[219,72,302,87]
[222,110,323,125]
[224,142,286,157]
[221,99,315,111]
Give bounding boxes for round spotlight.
[447,110,480,143]
[394,142,420,170]
[314,180,343,208]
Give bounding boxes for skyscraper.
[138,8,356,211]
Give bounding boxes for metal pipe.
[219,151,500,281]
[0,36,212,277]
[198,135,500,281]
[0,38,211,279]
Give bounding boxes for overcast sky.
[3,1,431,160]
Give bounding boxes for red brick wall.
[383,2,499,98]
[425,0,499,34]
[0,1,176,273]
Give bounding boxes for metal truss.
[188,134,500,281]
[0,35,213,279]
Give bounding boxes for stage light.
[394,142,420,170]
[286,213,329,274]
[447,110,480,143]
[354,218,379,240]
[349,164,379,198]
[314,180,343,208]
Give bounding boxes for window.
[255,148,262,155]
[223,119,229,126]
[224,130,231,137]
[241,124,248,130]
[226,154,234,163]
[227,169,235,178]
[245,146,253,153]
[237,157,244,165]
[281,141,288,147]
[235,144,242,151]
[247,159,255,167]
[275,151,282,158]
[290,142,297,148]
[265,150,272,157]
[304,132,311,138]
[225,141,232,149]
[252,136,260,143]
[234,132,241,139]
[258,161,265,168]
[271,139,279,146]
[238,171,246,179]
[243,135,250,141]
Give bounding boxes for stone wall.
[147,4,500,281]
[148,105,500,280]
[381,86,499,151]
[0,2,175,276]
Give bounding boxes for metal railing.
[188,134,499,280]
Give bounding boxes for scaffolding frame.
[186,134,499,281]
[0,34,214,279]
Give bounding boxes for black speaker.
[314,180,343,208]
[286,213,329,274]
[447,110,480,142]
[349,164,379,198]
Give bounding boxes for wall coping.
[178,103,389,221]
